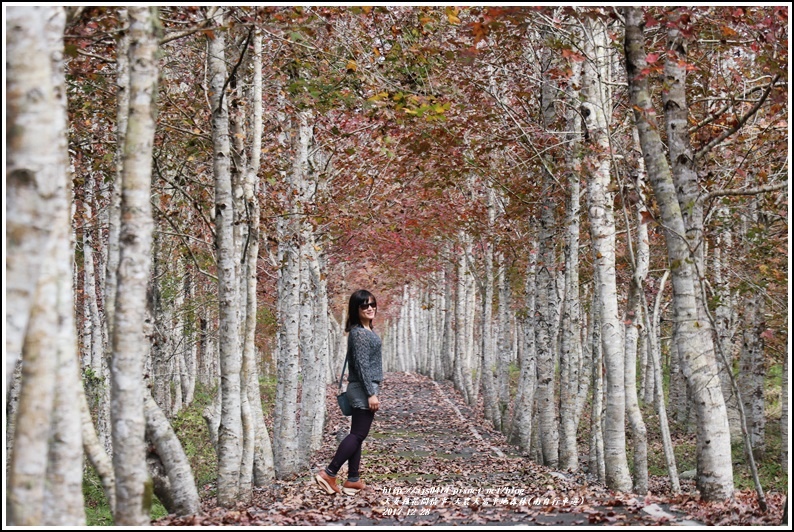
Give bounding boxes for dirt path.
[160,372,704,526]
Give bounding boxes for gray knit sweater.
[346,324,383,397]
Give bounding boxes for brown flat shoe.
[315,470,341,495]
[342,479,366,496]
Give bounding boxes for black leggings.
[327,407,375,479]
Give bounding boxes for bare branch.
[694,73,780,161]
[706,181,788,201]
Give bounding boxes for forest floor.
[154,372,786,527]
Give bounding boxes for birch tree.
[534,38,560,468]
[242,27,276,484]
[6,6,67,390]
[580,15,632,492]
[624,6,734,500]
[143,393,200,516]
[623,132,652,495]
[273,109,311,477]
[7,10,83,524]
[207,7,244,506]
[588,274,606,483]
[558,30,584,470]
[495,252,513,432]
[481,185,500,429]
[109,6,159,525]
[509,244,537,453]
[454,233,477,404]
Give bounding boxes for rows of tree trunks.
[5,5,787,525]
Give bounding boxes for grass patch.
[83,468,114,526]
[259,373,278,414]
[371,430,422,439]
[83,467,169,526]
[731,421,787,492]
[170,383,218,490]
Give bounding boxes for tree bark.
[582,15,632,492]
[624,6,734,500]
[105,7,130,340]
[243,28,276,485]
[6,6,65,390]
[273,110,310,478]
[534,35,561,468]
[713,205,741,439]
[144,393,200,516]
[588,277,606,484]
[7,6,85,525]
[481,186,500,429]
[496,254,513,433]
[110,6,159,525]
[8,228,59,526]
[208,8,244,505]
[80,381,117,515]
[738,288,766,457]
[509,246,537,453]
[624,130,651,494]
[558,47,583,469]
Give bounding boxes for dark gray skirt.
[345,381,379,410]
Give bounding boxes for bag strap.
[338,355,348,392]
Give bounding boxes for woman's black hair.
[345,289,377,332]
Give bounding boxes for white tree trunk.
[588,280,606,483]
[739,289,766,456]
[646,270,681,493]
[6,6,65,389]
[298,237,325,461]
[110,6,158,525]
[441,259,456,381]
[227,27,253,503]
[496,256,513,432]
[481,186,499,429]
[624,137,651,494]
[273,110,311,478]
[558,56,583,468]
[80,381,116,515]
[208,8,243,506]
[581,16,632,492]
[150,233,173,416]
[624,7,734,500]
[454,235,477,404]
[144,393,200,516]
[45,140,86,525]
[713,206,741,438]
[8,6,83,525]
[509,247,537,453]
[8,229,59,526]
[181,271,197,406]
[243,29,275,485]
[105,7,130,340]
[535,41,560,467]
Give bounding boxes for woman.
[315,289,383,496]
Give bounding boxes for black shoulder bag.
[336,355,353,416]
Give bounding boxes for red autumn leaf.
[645,13,660,27]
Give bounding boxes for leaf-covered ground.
[154,372,786,526]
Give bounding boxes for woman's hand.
[368,395,380,412]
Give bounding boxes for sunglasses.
[359,301,377,310]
